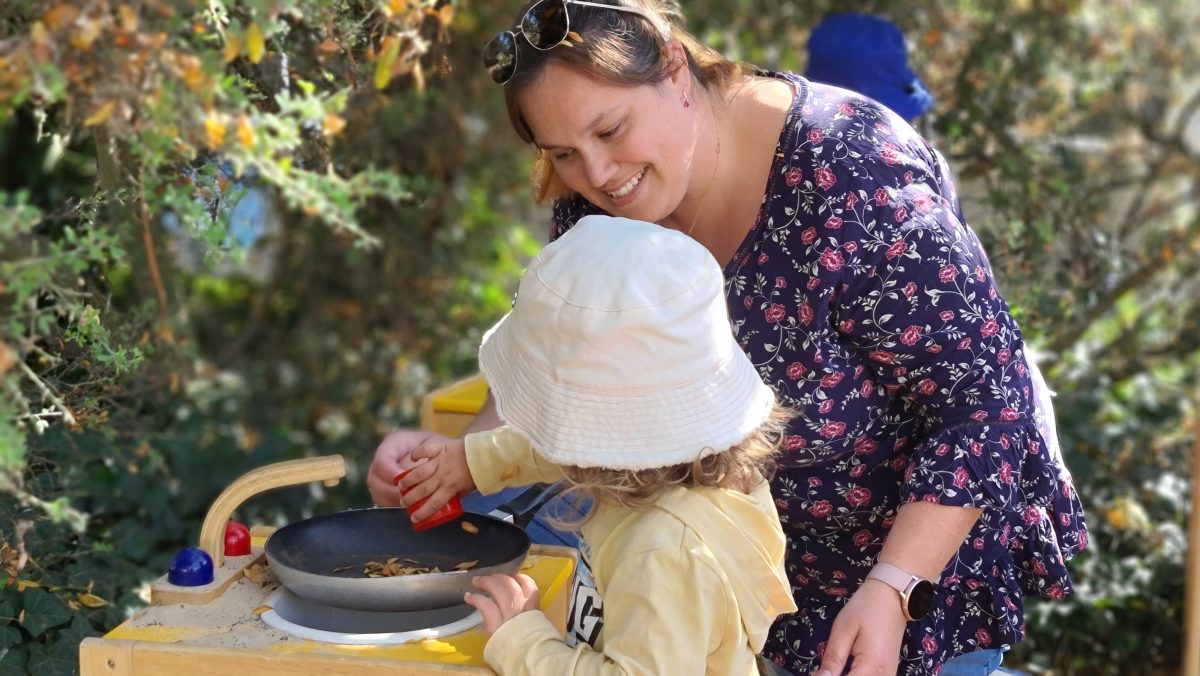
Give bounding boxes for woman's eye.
[552,150,573,161]
[599,124,622,139]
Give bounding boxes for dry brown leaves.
[243,562,268,584]
[352,557,479,577]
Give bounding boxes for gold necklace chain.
[685,77,748,238]
[686,111,720,237]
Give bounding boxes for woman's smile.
[605,168,646,204]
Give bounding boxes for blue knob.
[169,547,214,586]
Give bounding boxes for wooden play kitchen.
[79,444,576,674]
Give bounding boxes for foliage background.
[0,0,1197,674]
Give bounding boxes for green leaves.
[0,594,90,676]
[65,305,145,376]
[29,615,95,676]
[18,588,71,639]
[0,648,27,676]
[0,0,473,674]
[0,406,28,475]
[1,189,143,462]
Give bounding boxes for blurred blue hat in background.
[805,13,934,122]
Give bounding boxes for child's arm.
[399,426,561,521]
[481,547,726,675]
[463,426,563,494]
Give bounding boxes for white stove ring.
[259,588,483,645]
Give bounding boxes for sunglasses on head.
[482,0,669,85]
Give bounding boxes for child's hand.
[464,573,541,635]
[367,429,451,507]
[396,437,476,521]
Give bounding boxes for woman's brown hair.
[499,0,751,203]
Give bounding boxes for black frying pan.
[264,483,563,612]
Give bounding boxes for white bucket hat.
[478,215,776,471]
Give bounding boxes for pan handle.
[488,482,569,528]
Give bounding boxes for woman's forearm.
[464,391,503,434]
[879,502,983,581]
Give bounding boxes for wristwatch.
[866,562,935,621]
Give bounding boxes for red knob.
[224,520,251,556]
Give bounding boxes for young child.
[398,215,796,675]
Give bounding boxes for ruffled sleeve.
[822,139,1087,576]
[904,422,1087,588]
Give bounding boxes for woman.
[369,2,1088,674]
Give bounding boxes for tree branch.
[15,359,75,426]
[138,188,172,342]
[1048,219,1198,353]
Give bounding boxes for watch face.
[907,580,935,620]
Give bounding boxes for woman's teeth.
[607,170,644,199]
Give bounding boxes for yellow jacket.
[465,427,797,676]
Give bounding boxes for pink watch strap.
[866,561,918,592]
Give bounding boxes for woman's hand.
[367,429,452,507]
[814,579,906,676]
[395,437,476,521]
[464,573,541,635]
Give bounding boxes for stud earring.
[683,95,690,108]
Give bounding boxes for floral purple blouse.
[550,72,1088,675]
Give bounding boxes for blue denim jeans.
[940,647,1014,675]
[757,648,1015,676]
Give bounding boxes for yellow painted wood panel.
[81,639,491,675]
[421,374,488,436]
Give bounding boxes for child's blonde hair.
[550,403,792,529]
